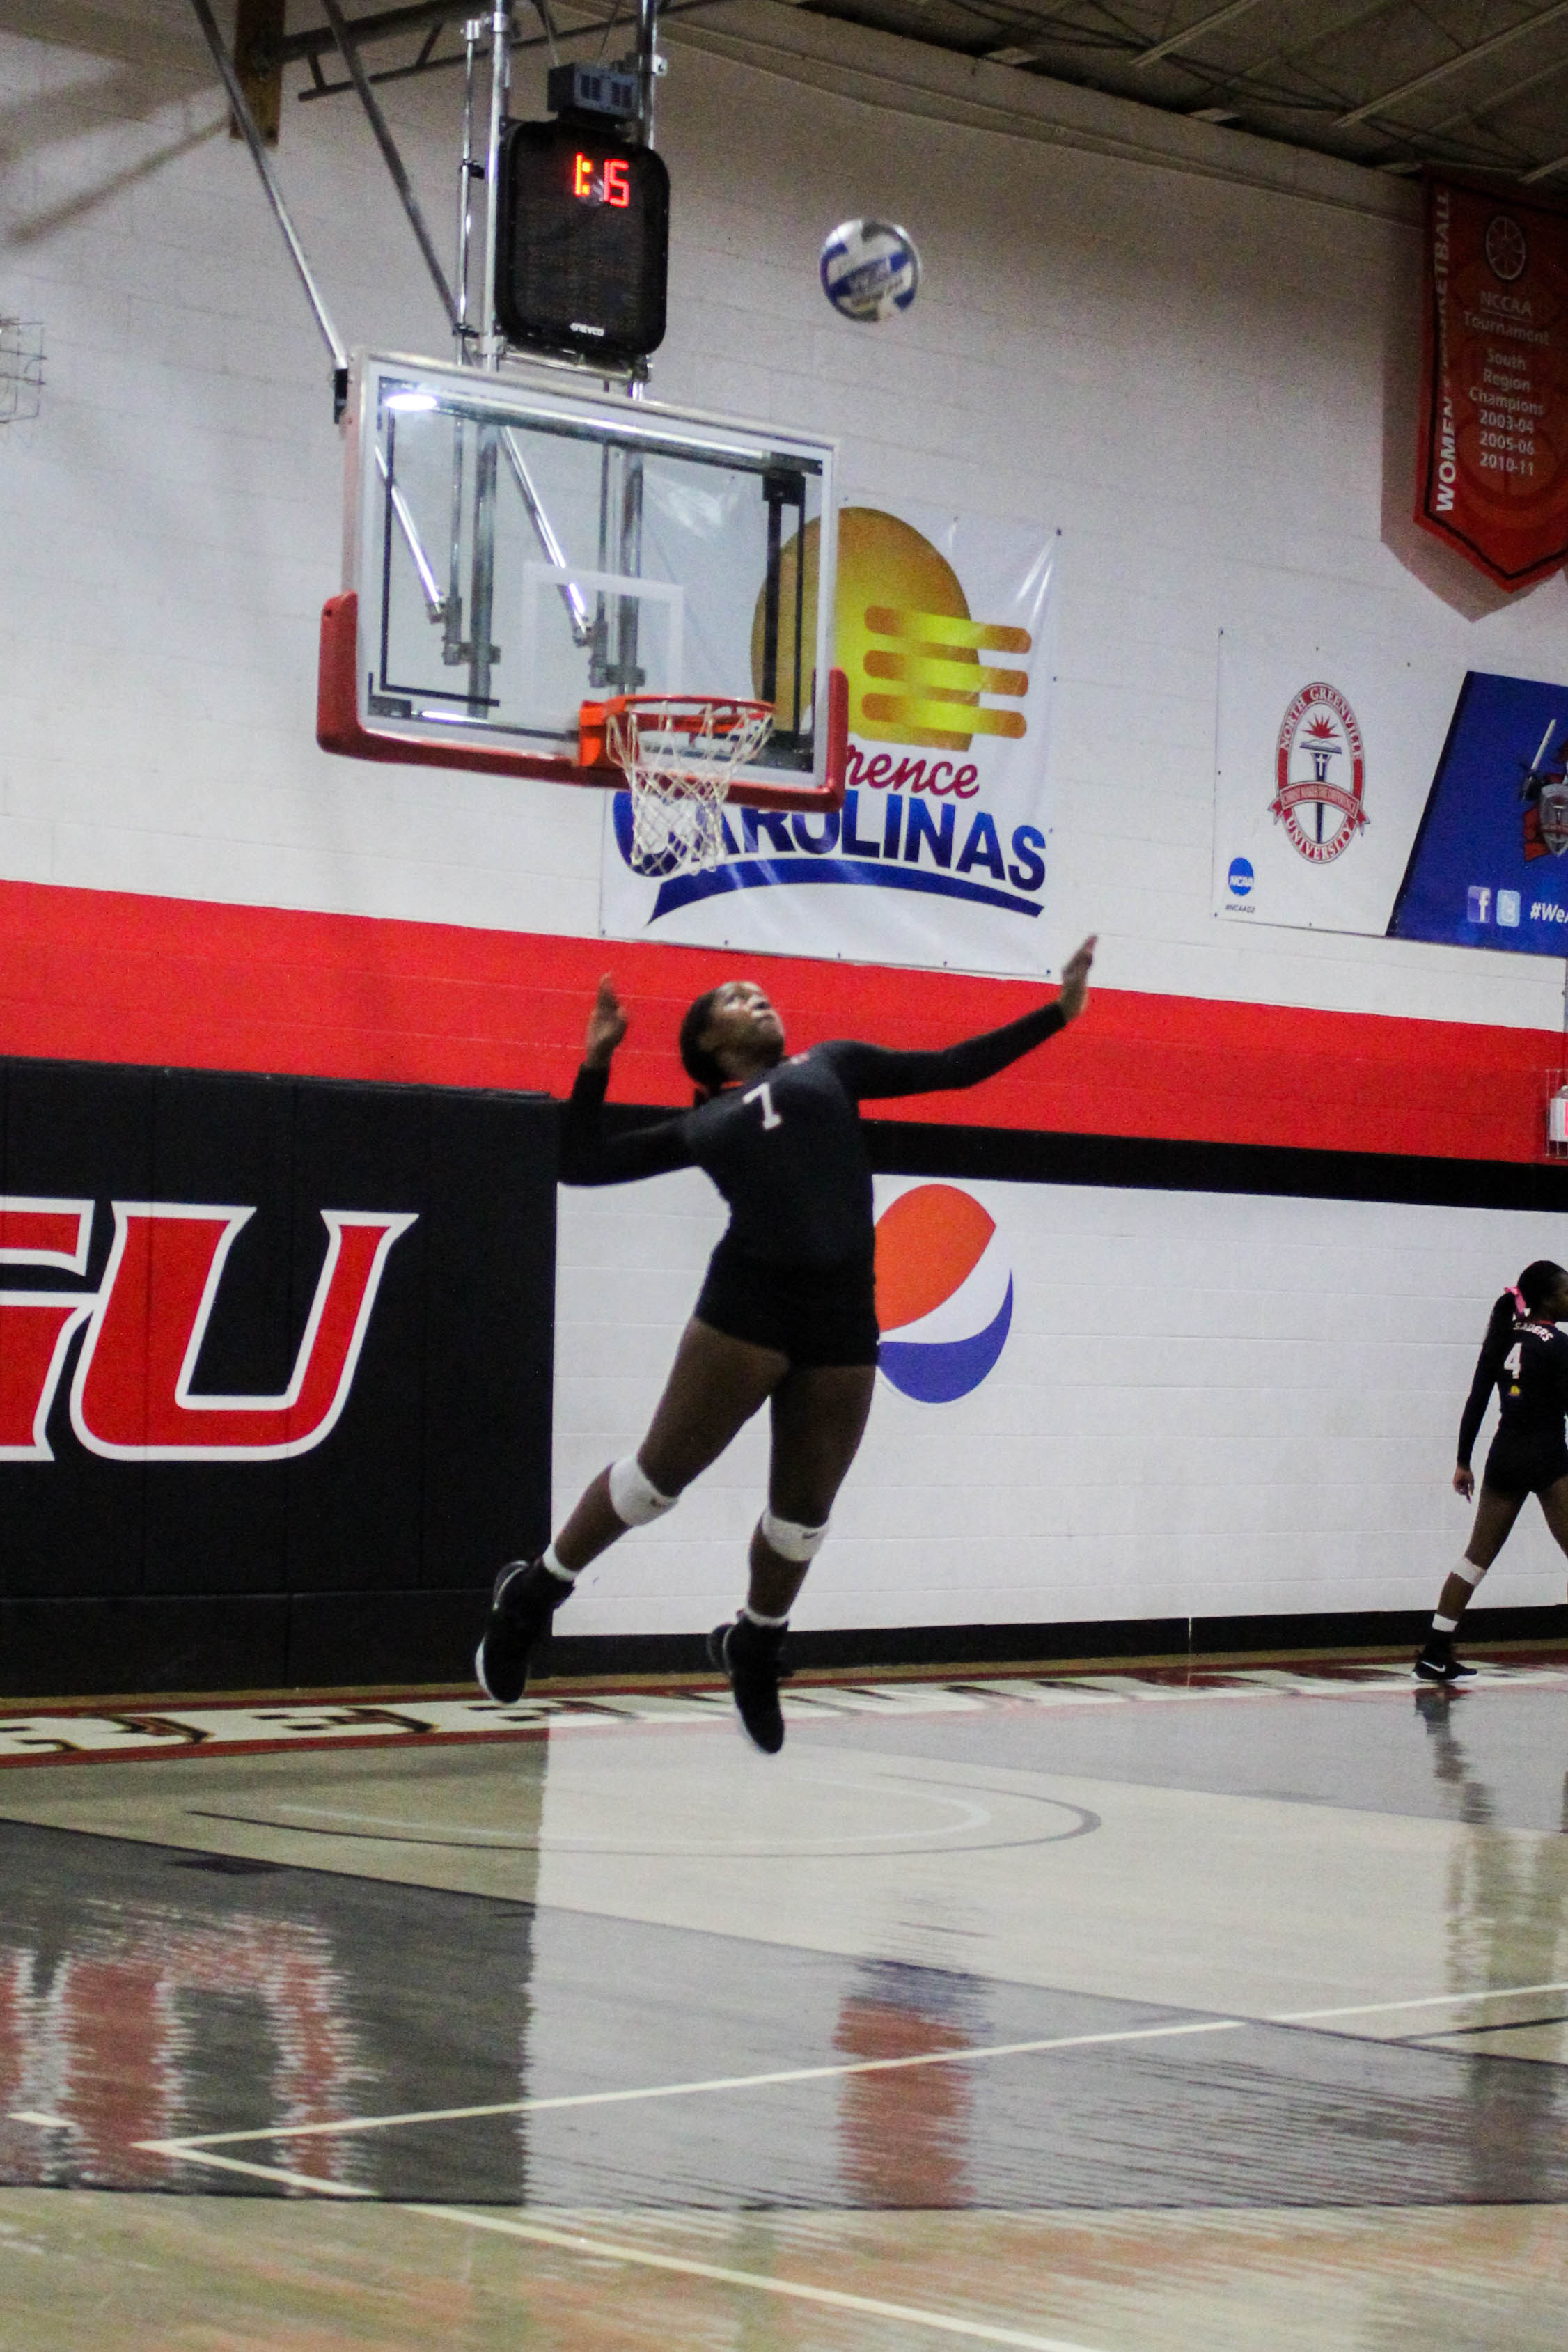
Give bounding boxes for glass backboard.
[318,350,844,808]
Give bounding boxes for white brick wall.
[3,3,1567,1027]
[555,1173,1568,1632]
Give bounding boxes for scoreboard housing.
[495,117,670,366]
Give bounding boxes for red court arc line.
[0,875,1557,1159]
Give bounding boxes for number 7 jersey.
[558,1003,1067,1268]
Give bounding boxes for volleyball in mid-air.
[820,218,920,323]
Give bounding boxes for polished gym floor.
[1,1661,1567,2350]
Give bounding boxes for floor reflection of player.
[1417,1260,1568,1684]
[1413,1686,1568,2194]
[477,941,1096,1753]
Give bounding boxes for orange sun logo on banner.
[751,507,1031,751]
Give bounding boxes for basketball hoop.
[600,694,774,876]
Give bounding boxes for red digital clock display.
[572,152,632,207]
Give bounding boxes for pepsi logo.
[873,1184,1012,1403]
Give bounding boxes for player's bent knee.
[1456,1556,1489,1587]
[608,1455,678,1526]
[759,1507,828,1562]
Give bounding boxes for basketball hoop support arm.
[186,0,348,409]
[320,0,460,332]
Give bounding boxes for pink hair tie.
[1509,1285,1528,1316]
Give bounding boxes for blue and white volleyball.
[820,218,921,324]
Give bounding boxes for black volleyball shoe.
[1414,1636,1477,1685]
[709,1615,790,1754]
[476,1558,570,1704]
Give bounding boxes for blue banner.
[1388,669,1568,955]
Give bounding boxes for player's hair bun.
[679,988,727,1098]
[1516,1260,1566,1314]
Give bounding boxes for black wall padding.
[0,1058,556,1695]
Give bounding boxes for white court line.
[134,1973,1568,2346]
[1272,1979,1568,2023]
[136,2017,1245,2154]
[402,2203,1115,2352]
[8,2110,68,2128]
[137,1974,1568,2167]
[166,2149,375,2197]
[103,2150,1120,2349]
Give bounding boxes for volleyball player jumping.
[477,938,1096,1750]
[1417,1257,1568,1684]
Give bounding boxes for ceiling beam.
[1172,0,1397,115]
[1133,0,1269,71]
[1335,0,1568,129]
[274,1,543,68]
[1426,45,1568,131]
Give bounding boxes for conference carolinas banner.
[1212,623,1568,955]
[599,502,1057,978]
[1417,173,1568,589]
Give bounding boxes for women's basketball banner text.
[1417,175,1568,590]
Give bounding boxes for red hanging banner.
[1416,173,1568,590]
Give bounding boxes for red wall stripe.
[0,877,1556,1162]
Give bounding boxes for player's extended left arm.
[835,934,1095,1101]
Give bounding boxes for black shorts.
[693,1243,879,1368]
[1483,1428,1568,1497]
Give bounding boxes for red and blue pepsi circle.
[873,1183,1012,1402]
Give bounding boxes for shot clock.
[494,118,670,365]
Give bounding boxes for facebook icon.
[1466,885,1492,924]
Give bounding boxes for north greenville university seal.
[1271,682,1368,864]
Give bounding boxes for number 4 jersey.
[1458,1296,1568,1472]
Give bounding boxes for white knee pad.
[608,1455,677,1526]
[1454,1555,1488,1590]
[760,1508,828,1563]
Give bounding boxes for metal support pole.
[501,430,591,644]
[589,441,612,689]
[322,0,459,329]
[469,423,499,707]
[636,0,659,146]
[442,19,481,664]
[616,452,645,691]
[187,0,347,396]
[455,18,481,352]
[479,4,512,367]
[376,445,446,618]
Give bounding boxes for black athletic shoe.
[709,1615,789,1754]
[476,1559,570,1703]
[1415,1638,1477,1685]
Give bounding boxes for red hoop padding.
[316,595,584,783]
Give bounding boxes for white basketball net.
[608,696,774,876]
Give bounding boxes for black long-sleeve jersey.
[1457,1294,1568,1466]
[559,1001,1067,1267]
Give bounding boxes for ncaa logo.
[874,1184,1012,1402]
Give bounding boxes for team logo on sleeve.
[1271,683,1367,864]
[873,1184,1012,1402]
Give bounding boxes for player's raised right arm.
[831,936,1096,1101]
